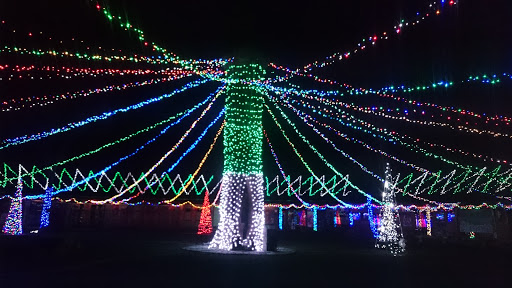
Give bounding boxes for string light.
[2,72,193,111]
[269,1,456,82]
[1,78,209,150]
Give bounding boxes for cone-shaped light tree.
[197,190,213,235]
[375,163,405,256]
[2,177,24,235]
[209,63,266,251]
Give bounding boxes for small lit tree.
[2,177,24,235]
[375,163,405,256]
[197,190,213,235]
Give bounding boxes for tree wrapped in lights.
[375,163,405,256]
[40,187,53,229]
[2,177,23,235]
[209,63,266,251]
[197,190,213,235]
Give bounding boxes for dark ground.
[0,229,510,287]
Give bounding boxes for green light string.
[263,96,380,203]
[94,2,232,76]
[0,46,172,65]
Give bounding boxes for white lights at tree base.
[209,173,265,251]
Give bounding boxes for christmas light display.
[210,64,267,251]
[375,164,405,256]
[197,190,213,235]
[1,0,510,251]
[39,187,53,228]
[2,177,23,235]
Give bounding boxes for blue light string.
[349,212,354,227]
[1,78,209,150]
[24,91,217,199]
[144,108,225,191]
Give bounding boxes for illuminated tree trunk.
[209,64,266,251]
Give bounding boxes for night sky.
[1,0,511,204]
